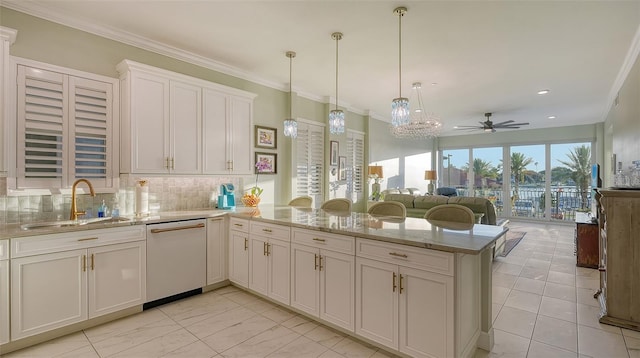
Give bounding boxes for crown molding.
[605,23,640,117]
[3,1,383,120]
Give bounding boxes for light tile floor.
[3,221,638,358]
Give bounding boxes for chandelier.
[283,51,297,138]
[329,32,345,135]
[391,82,442,138]
[391,7,410,128]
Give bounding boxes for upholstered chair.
[320,198,352,212]
[424,204,475,230]
[368,201,406,218]
[288,196,313,208]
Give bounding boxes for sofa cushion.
[448,196,497,225]
[413,195,449,210]
[383,194,416,208]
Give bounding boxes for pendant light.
[391,7,410,127]
[329,32,345,135]
[283,51,297,138]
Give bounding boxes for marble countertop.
[1,206,506,254]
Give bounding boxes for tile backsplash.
[0,175,243,224]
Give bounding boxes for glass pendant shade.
[283,51,297,138]
[283,118,297,138]
[329,109,345,135]
[391,97,410,127]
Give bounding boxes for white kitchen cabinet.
[228,218,249,287]
[118,60,255,175]
[248,222,290,305]
[355,239,455,358]
[207,217,227,285]
[203,89,253,174]
[0,239,10,345]
[10,226,146,340]
[0,27,17,175]
[290,229,355,331]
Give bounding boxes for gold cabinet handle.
[314,254,319,270]
[399,274,404,294]
[170,157,175,170]
[77,237,98,242]
[82,255,87,272]
[150,223,205,233]
[319,255,323,271]
[262,228,273,233]
[389,252,408,258]
[392,272,397,292]
[312,237,326,242]
[234,223,244,227]
[165,157,170,169]
[263,242,267,256]
[244,238,248,251]
[91,253,95,271]
[266,243,271,256]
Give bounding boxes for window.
[15,63,117,190]
[295,120,324,208]
[346,130,365,204]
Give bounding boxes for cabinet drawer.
[11,225,146,258]
[292,228,354,254]
[356,238,454,276]
[250,221,290,241]
[229,218,249,233]
[0,240,8,260]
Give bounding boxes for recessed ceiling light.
[537,89,550,95]
[453,126,459,129]
[548,115,556,119]
[431,82,438,86]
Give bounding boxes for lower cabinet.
[228,227,249,287]
[355,242,454,358]
[11,241,145,340]
[9,226,146,341]
[207,217,227,285]
[1,239,10,345]
[290,230,355,331]
[248,235,290,305]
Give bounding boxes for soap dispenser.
[98,200,108,218]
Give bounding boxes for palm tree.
[559,145,591,209]
[510,152,534,197]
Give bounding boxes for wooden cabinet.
[10,226,146,340]
[355,239,455,358]
[0,239,10,345]
[575,217,598,268]
[248,221,290,305]
[207,217,227,285]
[228,218,249,287]
[290,229,355,331]
[118,60,255,175]
[598,190,640,331]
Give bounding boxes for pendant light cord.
[335,34,339,111]
[289,54,293,118]
[398,10,403,98]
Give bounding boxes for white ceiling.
[5,1,640,136]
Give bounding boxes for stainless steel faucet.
[70,179,96,220]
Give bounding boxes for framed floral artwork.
[255,152,277,174]
[255,125,277,149]
[330,140,339,166]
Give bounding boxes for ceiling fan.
[456,112,529,133]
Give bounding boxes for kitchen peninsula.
[1,206,505,358]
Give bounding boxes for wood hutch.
[597,189,640,331]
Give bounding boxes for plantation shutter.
[346,130,365,203]
[17,66,68,188]
[70,77,112,188]
[295,120,324,208]
[16,64,114,189]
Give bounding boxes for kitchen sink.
[20,217,131,230]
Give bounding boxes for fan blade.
[496,122,529,128]
[455,126,482,129]
[493,120,514,126]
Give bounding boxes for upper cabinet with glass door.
[117,60,256,175]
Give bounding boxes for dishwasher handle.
[150,222,205,234]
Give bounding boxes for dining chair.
[320,198,352,212]
[287,196,313,208]
[367,201,406,218]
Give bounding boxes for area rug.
[499,231,526,257]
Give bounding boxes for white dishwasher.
[146,219,207,304]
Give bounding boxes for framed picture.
[330,141,339,166]
[339,156,347,181]
[255,152,277,174]
[255,125,277,149]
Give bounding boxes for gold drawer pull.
[234,223,244,227]
[312,238,326,242]
[262,228,273,233]
[77,237,98,242]
[389,252,408,258]
[150,223,205,233]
